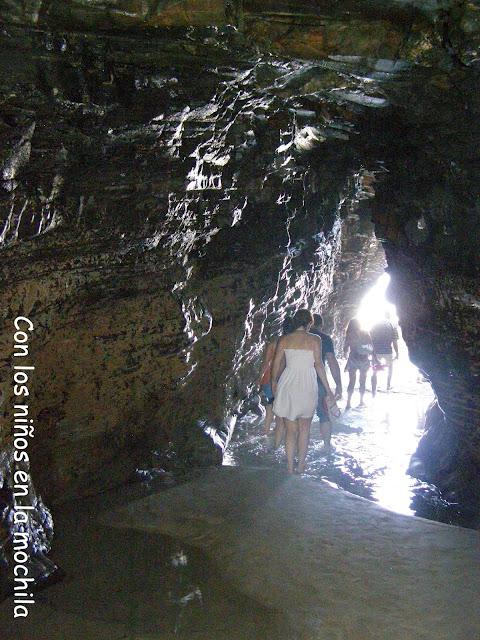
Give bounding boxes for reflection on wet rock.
[1,0,480,593]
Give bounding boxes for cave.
[1,1,480,638]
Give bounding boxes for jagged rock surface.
[0,0,479,587]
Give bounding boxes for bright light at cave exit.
[355,272,397,331]
[353,272,435,516]
[354,271,422,392]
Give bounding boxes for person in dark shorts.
[344,319,373,409]
[310,313,342,449]
[371,312,399,394]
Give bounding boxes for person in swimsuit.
[343,318,373,410]
[271,309,335,474]
[370,311,399,394]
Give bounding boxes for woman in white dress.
[272,309,335,474]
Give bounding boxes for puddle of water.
[1,483,291,640]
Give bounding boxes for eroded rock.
[0,0,479,592]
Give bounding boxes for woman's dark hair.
[346,318,361,338]
[313,313,323,328]
[292,308,313,331]
[282,316,294,335]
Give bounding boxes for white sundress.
[273,349,318,421]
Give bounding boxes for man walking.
[370,312,399,394]
[311,313,342,449]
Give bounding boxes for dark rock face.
[0,27,354,503]
[0,0,479,586]
[365,67,480,502]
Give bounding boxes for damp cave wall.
[0,0,480,582]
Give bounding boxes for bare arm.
[392,339,399,359]
[326,352,342,398]
[258,341,275,386]
[364,332,378,363]
[391,325,399,359]
[313,337,334,399]
[343,335,350,359]
[271,337,286,394]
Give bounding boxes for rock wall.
[367,73,480,500]
[1,0,479,587]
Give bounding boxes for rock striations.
[0,0,479,588]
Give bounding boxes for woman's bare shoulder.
[276,334,288,348]
[266,339,277,355]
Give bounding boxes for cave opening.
[1,0,480,635]
[226,267,451,522]
[336,270,436,515]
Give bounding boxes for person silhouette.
[343,319,373,409]
[370,311,399,394]
[310,313,342,449]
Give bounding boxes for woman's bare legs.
[274,416,286,449]
[285,418,298,473]
[263,404,274,434]
[386,359,394,390]
[346,370,357,410]
[296,417,313,473]
[359,369,367,406]
[371,369,378,397]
